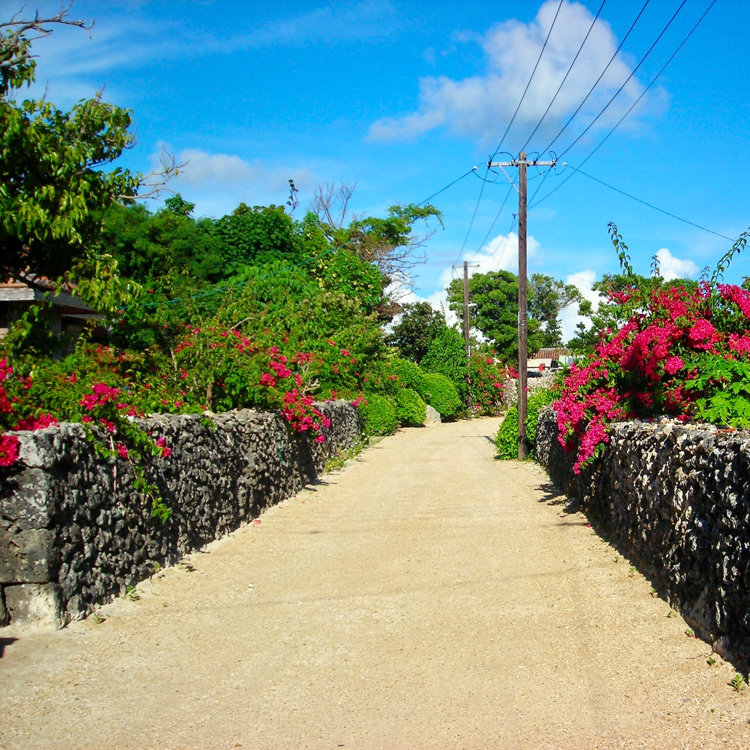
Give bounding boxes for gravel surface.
[1,417,749,749]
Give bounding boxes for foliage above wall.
[555,224,750,473]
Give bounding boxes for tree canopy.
[0,7,146,282]
[387,302,447,363]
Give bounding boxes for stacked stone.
[0,402,361,628]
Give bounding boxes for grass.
[324,437,368,472]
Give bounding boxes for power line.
[530,0,718,210]
[453,167,490,267]
[557,0,687,160]
[491,0,565,158]
[561,164,734,242]
[540,0,651,156]
[468,183,516,263]
[520,0,607,154]
[417,167,477,207]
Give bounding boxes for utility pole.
[487,151,555,459]
[453,260,479,410]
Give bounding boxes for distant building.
[527,347,572,375]
[0,279,103,343]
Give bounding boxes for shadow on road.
[534,481,582,514]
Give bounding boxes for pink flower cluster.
[259,347,331,443]
[0,357,58,467]
[555,282,750,473]
[470,352,513,415]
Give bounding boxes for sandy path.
[1,417,748,749]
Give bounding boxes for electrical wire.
[469,183,516,262]
[561,164,734,241]
[540,0,651,156]
[530,0,717,211]
[417,167,477,207]
[491,0,565,158]
[556,0,687,160]
[520,0,607,154]
[452,167,490,266]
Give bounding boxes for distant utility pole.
[487,151,556,459]
[453,260,479,410]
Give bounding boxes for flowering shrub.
[555,279,750,473]
[76,380,173,520]
[469,352,514,415]
[0,356,58,467]
[258,347,331,442]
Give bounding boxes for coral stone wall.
[536,407,750,668]
[0,402,361,628]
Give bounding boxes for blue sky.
[9,0,750,336]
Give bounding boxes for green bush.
[421,327,468,399]
[396,387,426,426]
[495,405,519,459]
[422,372,461,418]
[391,357,426,391]
[495,388,556,459]
[359,394,398,436]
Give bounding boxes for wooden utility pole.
[487,151,555,459]
[453,260,479,410]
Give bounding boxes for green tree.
[311,188,442,297]
[163,193,195,217]
[387,302,446,363]
[0,8,147,283]
[447,270,543,362]
[528,273,581,348]
[101,202,224,285]
[212,204,302,273]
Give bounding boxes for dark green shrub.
[422,372,461,418]
[495,388,556,459]
[359,394,398,436]
[396,387,426,426]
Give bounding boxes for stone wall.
[503,372,556,409]
[536,407,750,669]
[0,401,362,628]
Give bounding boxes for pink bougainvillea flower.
[664,356,684,375]
[0,434,20,467]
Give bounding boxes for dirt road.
[1,417,748,749]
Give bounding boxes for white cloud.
[560,269,600,342]
[224,0,400,49]
[655,248,699,281]
[406,230,544,332]
[148,145,317,217]
[171,149,262,187]
[477,231,540,273]
[369,0,650,146]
